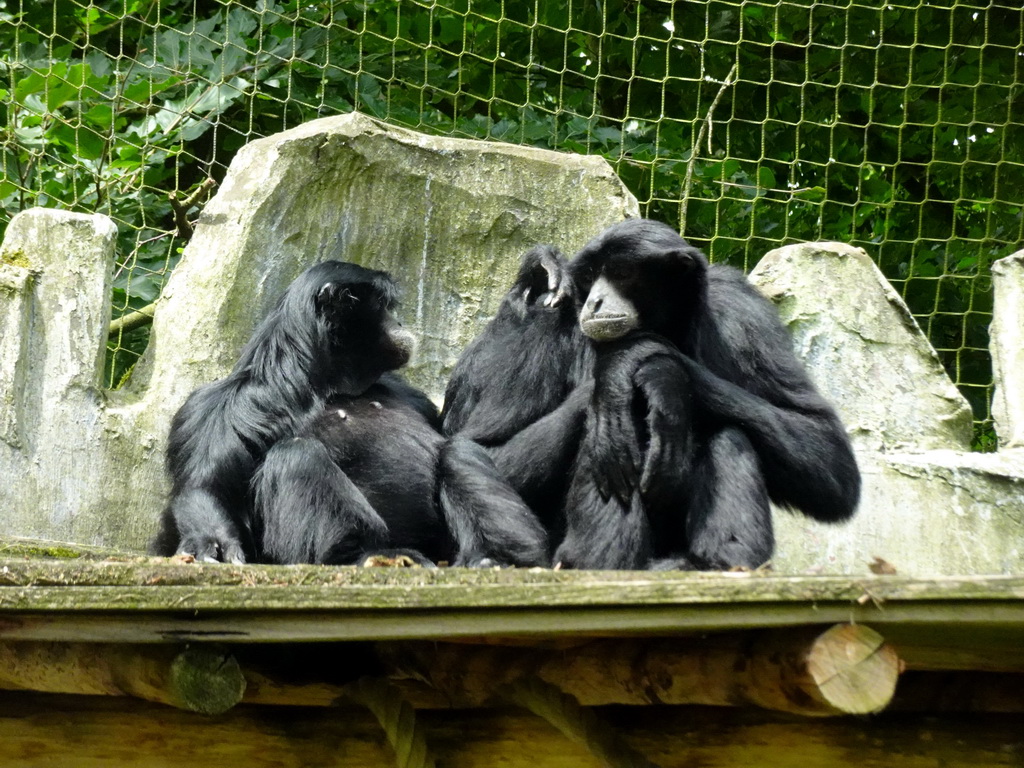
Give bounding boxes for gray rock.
[991,250,1024,449]
[751,242,1024,575]
[774,450,1024,576]
[130,112,639,405]
[0,209,126,545]
[0,113,638,552]
[750,242,973,453]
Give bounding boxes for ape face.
[314,278,415,372]
[572,219,708,343]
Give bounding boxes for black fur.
[442,219,860,570]
[152,260,547,567]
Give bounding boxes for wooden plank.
[1,561,1023,610]
[0,562,1019,665]
[0,693,1019,767]
[0,538,128,560]
[2,560,1024,603]
[0,603,1022,648]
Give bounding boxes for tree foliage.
[0,0,1020,447]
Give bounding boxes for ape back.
[151,261,415,563]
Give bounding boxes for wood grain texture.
[0,693,1020,768]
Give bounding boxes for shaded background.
[1,0,1020,448]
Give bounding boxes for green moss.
[0,537,130,560]
[0,544,82,559]
[0,249,31,269]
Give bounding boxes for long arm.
[152,488,249,563]
[152,381,262,562]
[486,381,591,522]
[689,270,861,522]
[555,338,699,570]
[438,437,550,567]
[587,336,696,507]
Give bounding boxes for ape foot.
[176,535,245,565]
[360,549,436,568]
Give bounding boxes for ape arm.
[686,272,860,521]
[486,380,592,520]
[438,437,549,567]
[153,381,264,562]
[254,436,390,564]
[589,336,696,506]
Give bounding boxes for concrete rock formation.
[0,113,637,551]
[1,114,1021,574]
[752,243,1024,575]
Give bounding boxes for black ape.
[442,219,860,570]
[152,261,547,567]
[442,246,594,530]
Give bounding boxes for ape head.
[259,260,416,395]
[572,219,708,343]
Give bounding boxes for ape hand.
[592,411,641,504]
[591,338,692,503]
[514,245,572,309]
[177,533,246,564]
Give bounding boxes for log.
[376,624,900,716]
[0,642,245,715]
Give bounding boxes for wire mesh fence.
[1,0,1021,447]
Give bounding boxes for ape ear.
[315,282,360,314]
[664,246,704,273]
[666,248,694,266]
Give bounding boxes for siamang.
[442,219,860,570]
[151,260,547,567]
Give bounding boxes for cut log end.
[804,623,900,715]
[169,647,246,716]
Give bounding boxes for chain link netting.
[1,0,1020,447]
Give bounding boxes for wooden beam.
[0,628,902,717]
[0,693,1019,768]
[0,642,245,714]
[372,624,899,716]
[2,637,1020,717]
[892,671,1024,713]
[0,603,1022,658]
[0,562,1020,656]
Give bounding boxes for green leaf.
[50,122,107,160]
[83,102,114,130]
[794,186,826,202]
[438,16,464,45]
[13,71,47,104]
